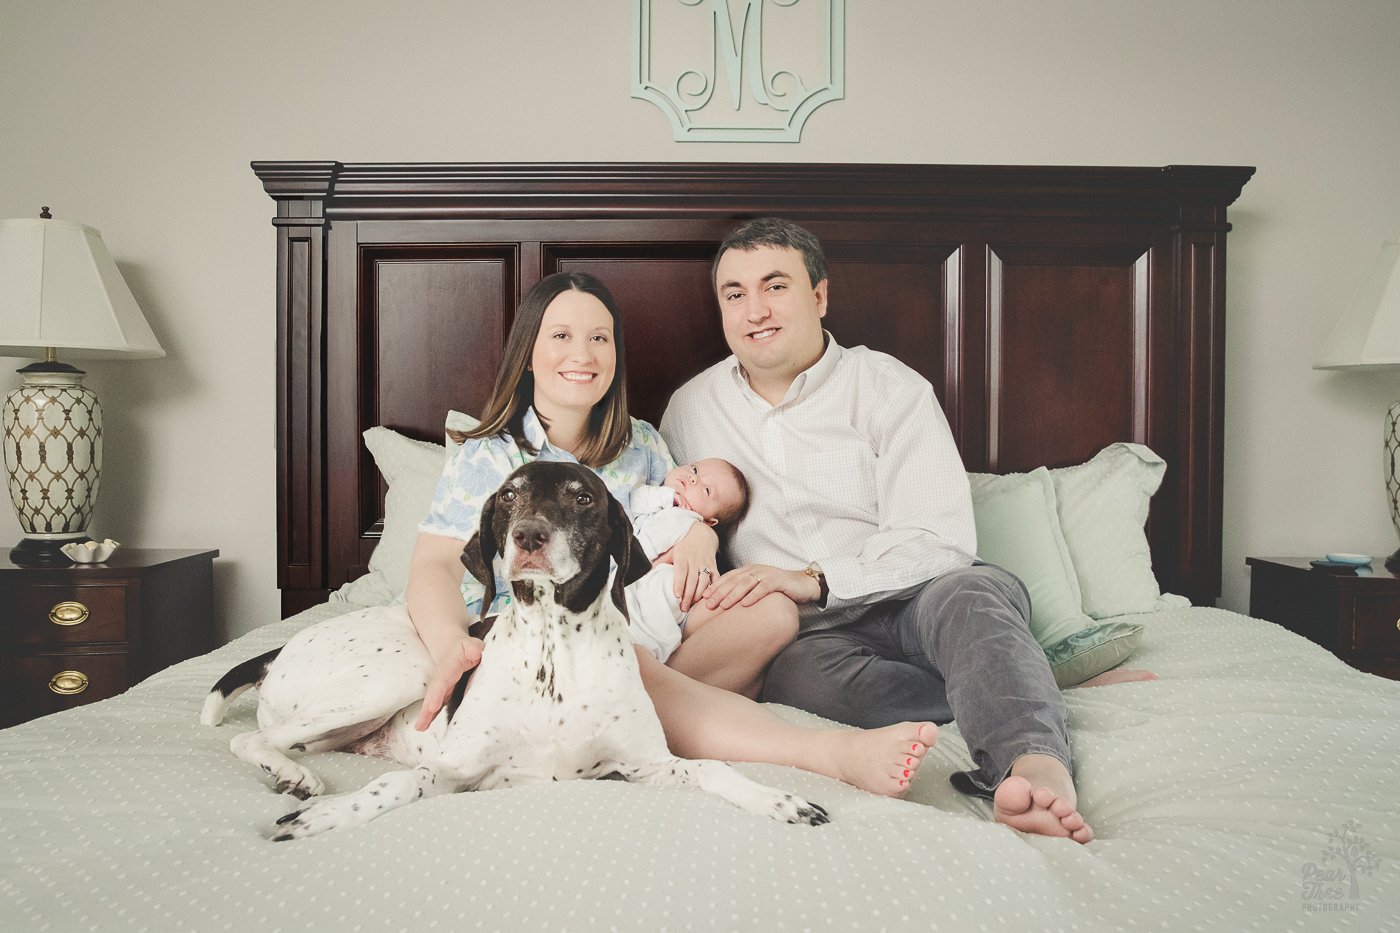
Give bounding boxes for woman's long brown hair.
[463,272,632,468]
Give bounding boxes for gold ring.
[751,572,763,582]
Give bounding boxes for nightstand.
[1246,557,1400,680]
[0,548,218,727]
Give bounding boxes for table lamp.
[1314,240,1400,571]
[0,209,165,564]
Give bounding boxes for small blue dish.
[1325,553,1373,566]
[1311,559,1360,573]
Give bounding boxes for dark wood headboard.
[254,162,1254,618]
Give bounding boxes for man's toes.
[1070,824,1094,844]
[1030,785,1058,811]
[1059,810,1085,832]
[994,776,1033,815]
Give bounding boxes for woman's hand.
[666,521,720,612]
[414,634,485,731]
[406,531,482,730]
[703,564,822,612]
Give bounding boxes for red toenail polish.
[903,769,910,777]
[906,757,912,765]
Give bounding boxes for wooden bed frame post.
[1164,166,1240,606]
[254,161,341,616]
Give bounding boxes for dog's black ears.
[461,493,499,616]
[608,495,651,617]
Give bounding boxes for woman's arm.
[406,530,484,730]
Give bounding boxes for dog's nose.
[512,518,550,554]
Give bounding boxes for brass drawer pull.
[48,671,89,695]
[49,601,90,626]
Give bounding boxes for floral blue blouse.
[418,407,674,617]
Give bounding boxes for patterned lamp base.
[1387,400,1400,572]
[2,364,102,564]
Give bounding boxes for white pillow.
[337,427,446,607]
[967,468,1095,647]
[1048,443,1166,619]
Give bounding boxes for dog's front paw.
[273,766,324,800]
[772,793,829,826]
[270,798,345,841]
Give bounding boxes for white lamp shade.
[0,217,165,360]
[1314,241,1400,371]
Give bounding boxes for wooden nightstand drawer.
[1,585,128,645]
[1351,594,1400,658]
[0,548,218,728]
[0,652,130,722]
[1248,557,1400,680]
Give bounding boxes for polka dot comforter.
[2,599,1397,932]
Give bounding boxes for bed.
[3,162,1397,931]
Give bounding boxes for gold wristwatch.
[803,562,828,607]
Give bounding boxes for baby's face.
[663,459,743,525]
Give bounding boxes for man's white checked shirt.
[660,334,976,631]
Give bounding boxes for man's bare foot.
[1072,669,1158,689]
[992,754,1093,844]
[818,722,938,798]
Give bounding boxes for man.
[661,218,1144,843]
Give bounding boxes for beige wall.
[2,1,1398,641]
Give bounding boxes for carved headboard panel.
[254,162,1253,617]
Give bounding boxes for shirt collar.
[727,331,843,408]
[521,406,575,461]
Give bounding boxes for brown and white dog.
[201,460,828,840]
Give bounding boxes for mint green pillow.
[1043,621,1146,688]
[969,468,1095,648]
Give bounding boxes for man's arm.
[702,368,975,616]
[815,373,976,613]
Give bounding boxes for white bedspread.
[2,601,1396,932]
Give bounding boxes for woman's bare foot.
[1072,669,1158,689]
[993,754,1093,843]
[815,722,938,798]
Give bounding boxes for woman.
[406,272,935,797]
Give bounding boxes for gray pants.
[760,563,1070,796]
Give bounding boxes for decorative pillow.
[1043,621,1146,688]
[967,468,1095,647]
[337,427,446,607]
[1049,443,1166,619]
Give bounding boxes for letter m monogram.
[632,0,845,142]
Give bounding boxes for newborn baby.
[626,459,749,662]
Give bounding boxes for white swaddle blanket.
[624,485,705,661]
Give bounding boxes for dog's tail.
[199,647,283,726]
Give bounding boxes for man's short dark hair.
[712,217,827,290]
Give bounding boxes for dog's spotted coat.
[202,461,828,839]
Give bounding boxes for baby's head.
[663,458,750,531]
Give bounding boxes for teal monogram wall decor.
[632,0,845,143]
